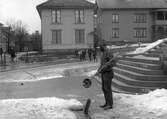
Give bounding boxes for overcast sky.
[0,0,95,34]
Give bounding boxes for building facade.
[37,0,95,52]
[96,0,167,44]
[0,23,9,52]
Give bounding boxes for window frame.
[156,11,167,20]
[75,29,85,44]
[134,13,147,23]
[52,29,62,44]
[134,28,147,38]
[75,9,85,24]
[51,9,61,24]
[112,14,119,23]
[157,11,164,20]
[112,28,119,38]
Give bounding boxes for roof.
[97,0,167,9]
[37,0,95,11]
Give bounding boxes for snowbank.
[85,70,167,118]
[85,69,97,77]
[126,38,167,55]
[133,89,167,112]
[112,89,167,119]
[0,97,83,119]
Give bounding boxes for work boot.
[103,105,113,110]
[99,104,107,108]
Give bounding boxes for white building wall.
[41,9,94,50]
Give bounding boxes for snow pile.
[115,89,167,119]
[85,69,97,77]
[0,97,83,119]
[133,89,167,112]
[127,38,167,55]
[93,89,167,119]
[35,74,64,81]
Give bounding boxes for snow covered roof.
[97,0,167,9]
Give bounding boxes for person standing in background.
[0,48,3,64]
[92,48,97,62]
[9,47,16,63]
[88,48,92,61]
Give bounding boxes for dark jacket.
[99,50,116,73]
[10,48,16,58]
[0,48,3,55]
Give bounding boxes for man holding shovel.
[97,44,117,110]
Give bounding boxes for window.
[51,10,61,24]
[112,28,119,38]
[165,12,167,20]
[75,10,84,24]
[112,14,119,23]
[134,14,147,23]
[75,29,85,44]
[157,12,164,20]
[157,11,167,20]
[98,15,102,24]
[134,28,147,38]
[52,30,62,44]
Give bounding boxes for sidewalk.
[0,58,81,72]
[0,51,100,72]
[0,61,98,82]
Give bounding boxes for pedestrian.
[82,49,86,61]
[10,47,16,63]
[78,50,82,61]
[0,48,3,64]
[87,48,92,61]
[74,49,78,57]
[97,44,116,110]
[92,48,97,62]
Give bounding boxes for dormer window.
[51,9,61,24]
[75,9,84,24]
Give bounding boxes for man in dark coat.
[97,44,116,110]
[87,48,92,61]
[9,47,16,62]
[92,48,97,62]
[0,48,3,64]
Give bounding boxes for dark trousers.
[101,71,113,106]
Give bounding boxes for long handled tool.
[82,52,124,88]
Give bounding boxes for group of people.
[0,47,16,64]
[75,48,98,62]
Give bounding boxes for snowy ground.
[0,63,167,119]
[93,89,167,119]
[0,89,166,119]
[0,97,82,119]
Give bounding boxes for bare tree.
[6,19,28,52]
